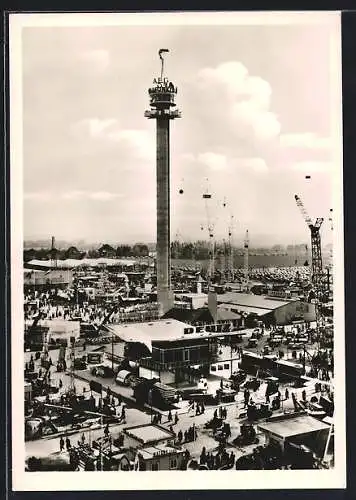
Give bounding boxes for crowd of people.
[199,445,236,470]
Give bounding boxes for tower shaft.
[156,117,172,311]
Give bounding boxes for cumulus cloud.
[280,133,331,149]
[195,61,281,144]
[70,118,118,139]
[79,49,110,72]
[239,157,269,173]
[180,151,268,175]
[198,152,227,171]
[180,153,196,163]
[70,119,154,161]
[107,129,155,160]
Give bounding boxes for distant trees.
[87,248,100,258]
[64,246,85,259]
[132,244,149,257]
[170,240,210,260]
[98,244,116,258]
[116,245,132,257]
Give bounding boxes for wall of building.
[123,434,141,449]
[140,451,185,471]
[273,301,315,326]
[209,360,232,378]
[42,320,80,341]
[24,269,73,287]
[139,366,160,380]
[152,343,211,365]
[158,370,175,385]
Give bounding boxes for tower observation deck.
[145,49,181,317]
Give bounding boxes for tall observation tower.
[145,49,181,316]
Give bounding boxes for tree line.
[23,243,150,262]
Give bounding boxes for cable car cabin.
[240,352,303,380]
[239,352,276,375]
[274,359,304,380]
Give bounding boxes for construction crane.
[294,194,324,296]
[243,230,249,292]
[294,194,324,339]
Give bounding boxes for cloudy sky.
[21,14,340,247]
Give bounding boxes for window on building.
[184,349,190,362]
[218,365,223,371]
[151,462,159,471]
[170,458,177,470]
[211,365,217,372]
[224,363,230,370]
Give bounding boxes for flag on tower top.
[159,49,169,59]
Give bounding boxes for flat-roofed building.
[217,292,315,326]
[105,319,244,384]
[258,412,330,456]
[122,424,187,471]
[123,423,175,448]
[174,292,208,310]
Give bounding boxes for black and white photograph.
[9,11,346,490]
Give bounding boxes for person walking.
[59,436,65,452]
[174,412,179,425]
[81,432,85,444]
[168,410,172,422]
[65,437,71,451]
[244,389,250,408]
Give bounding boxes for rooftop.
[123,424,175,445]
[106,319,191,350]
[258,412,330,439]
[25,258,138,269]
[219,303,272,317]
[216,308,241,321]
[161,307,214,325]
[175,293,208,300]
[217,292,295,310]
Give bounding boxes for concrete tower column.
[156,117,171,310]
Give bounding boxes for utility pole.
[111,333,114,374]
